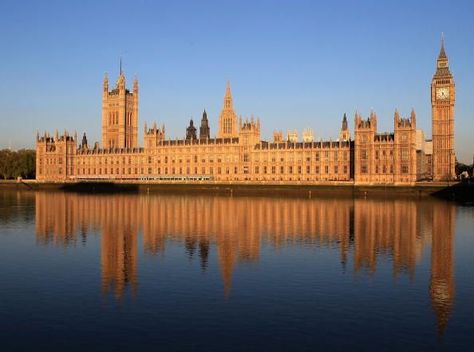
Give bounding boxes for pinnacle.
[225,81,232,97]
[438,33,447,59]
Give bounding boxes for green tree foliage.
[0,149,36,180]
[456,161,474,178]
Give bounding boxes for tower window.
[401,149,409,161]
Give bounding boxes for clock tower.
[431,35,455,181]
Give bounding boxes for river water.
[0,190,473,351]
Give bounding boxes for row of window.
[254,165,348,175]
[375,150,393,159]
[75,164,350,176]
[361,149,410,161]
[108,111,133,126]
[75,152,351,166]
[39,167,72,176]
[360,165,409,174]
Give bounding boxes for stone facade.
[102,69,139,149]
[36,41,455,184]
[354,110,417,185]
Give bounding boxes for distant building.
[36,40,455,184]
[302,129,314,143]
[273,131,283,143]
[287,130,298,143]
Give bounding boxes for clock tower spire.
[431,34,455,181]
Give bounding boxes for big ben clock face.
[436,87,450,100]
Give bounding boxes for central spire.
[224,81,233,110]
[218,81,238,138]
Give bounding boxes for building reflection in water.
[430,202,455,336]
[35,192,455,333]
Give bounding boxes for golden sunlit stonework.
[36,41,455,184]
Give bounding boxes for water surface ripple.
[0,191,473,351]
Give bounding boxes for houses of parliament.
[36,40,456,184]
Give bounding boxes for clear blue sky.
[1,0,473,162]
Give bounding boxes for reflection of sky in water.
[0,191,473,351]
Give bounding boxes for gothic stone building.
[36,41,455,185]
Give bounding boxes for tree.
[0,149,36,179]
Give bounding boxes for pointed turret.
[116,58,125,90]
[117,73,125,91]
[186,118,197,140]
[339,113,350,141]
[370,110,377,130]
[133,76,138,93]
[410,108,416,126]
[199,109,210,139]
[81,132,88,149]
[342,113,348,130]
[103,73,109,93]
